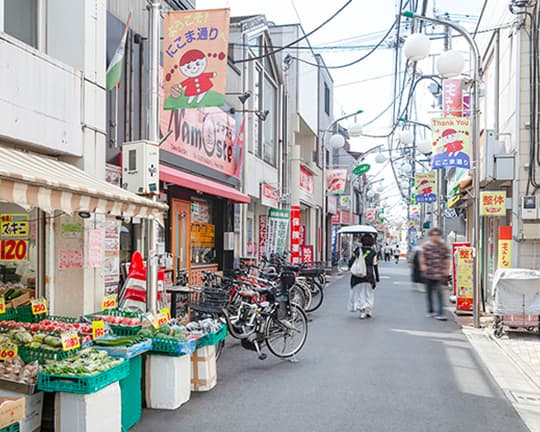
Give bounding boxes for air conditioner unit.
[479,130,504,183]
[122,140,159,195]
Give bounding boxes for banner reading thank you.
[415,172,437,203]
[430,117,471,170]
[163,9,230,110]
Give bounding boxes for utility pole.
[146,0,160,314]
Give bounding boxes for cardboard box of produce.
[7,289,34,309]
[191,345,217,392]
[0,396,25,429]
[0,390,43,432]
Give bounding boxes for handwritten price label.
[31,298,48,315]
[0,343,17,360]
[92,320,105,340]
[150,312,169,329]
[101,294,117,311]
[0,297,6,315]
[160,307,171,321]
[61,330,80,351]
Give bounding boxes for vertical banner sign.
[302,245,313,264]
[455,247,474,312]
[233,117,245,178]
[267,209,290,255]
[290,206,301,264]
[258,215,268,260]
[480,191,506,216]
[442,79,463,117]
[431,118,471,169]
[326,169,348,195]
[163,9,230,109]
[452,242,470,296]
[498,226,512,269]
[409,205,420,220]
[415,172,437,203]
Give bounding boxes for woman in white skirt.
[348,234,380,318]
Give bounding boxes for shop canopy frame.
[0,146,167,221]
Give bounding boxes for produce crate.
[12,306,35,323]
[151,337,196,356]
[0,423,19,432]
[120,356,142,431]
[87,310,142,337]
[37,360,129,395]
[0,308,20,322]
[94,339,152,359]
[19,346,80,365]
[109,325,142,337]
[43,316,77,323]
[196,324,227,349]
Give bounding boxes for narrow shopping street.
[134,262,527,432]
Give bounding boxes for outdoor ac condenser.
[122,140,159,195]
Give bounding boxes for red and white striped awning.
[0,146,167,220]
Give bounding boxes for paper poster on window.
[60,215,83,239]
[431,117,471,170]
[58,249,83,270]
[163,8,230,110]
[88,230,104,268]
[415,172,437,203]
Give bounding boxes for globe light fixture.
[399,129,413,145]
[329,133,345,149]
[376,184,385,193]
[375,150,387,164]
[403,33,431,61]
[417,138,432,155]
[348,123,363,137]
[436,50,465,78]
[401,161,413,174]
[400,180,409,189]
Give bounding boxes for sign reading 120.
[0,239,28,261]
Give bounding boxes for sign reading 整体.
[163,9,230,110]
[326,169,347,195]
[431,117,471,170]
[415,172,437,203]
[480,191,506,216]
[290,206,301,264]
[498,226,512,269]
[455,247,474,312]
[266,209,289,256]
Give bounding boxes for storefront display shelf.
[196,324,227,348]
[37,360,129,395]
[0,423,19,432]
[19,346,80,365]
[151,337,196,356]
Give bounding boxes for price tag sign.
[101,294,117,311]
[160,307,171,321]
[92,320,105,340]
[61,330,80,351]
[0,342,17,360]
[0,297,6,315]
[150,312,169,329]
[31,298,48,315]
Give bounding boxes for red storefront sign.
[258,215,268,260]
[299,165,314,202]
[302,245,313,264]
[452,242,470,296]
[331,212,340,224]
[443,79,463,117]
[290,206,301,264]
[340,211,351,225]
[261,183,279,208]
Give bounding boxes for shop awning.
[160,165,251,204]
[0,146,167,220]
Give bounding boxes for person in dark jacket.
[409,243,425,292]
[348,234,380,319]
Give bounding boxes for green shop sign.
[353,163,371,175]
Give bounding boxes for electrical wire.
[232,0,352,64]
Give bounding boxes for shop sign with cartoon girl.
[163,9,230,110]
[415,172,437,204]
[430,117,472,169]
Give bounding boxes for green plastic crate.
[19,345,80,365]
[109,325,142,337]
[120,356,142,432]
[151,337,196,356]
[37,360,129,394]
[196,324,227,348]
[87,310,142,336]
[0,423,19,432]
[0,308,20,321]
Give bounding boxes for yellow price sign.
[92,320,105,340]
[102,294,117,311]
[0,297,6,315]
[61,330,80,351]
[0,342,17,361]
[160,307,171,321]
[150,312,169,329]
[31,298,48,315]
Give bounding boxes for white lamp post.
[403,33,432,61]
[329,133,345,149]
[436,50,466,78]
[399,129,414,145]
[401,161,413,174]
[375,150,387,164]
[348,123,364,137]
[417,138,432,155]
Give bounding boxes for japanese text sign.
[31,298,48,315]
[61,330,81,351]
[261,184,279,208]
[455,246,474,312]
[267,209,290,256]
[88,229,104,268]
[0,342,17,360]
[258,215,268,260]
[102,294,117,311]
[0,214,28,238]
[326,169,347,195]
[299,166,314,202]
[92,321,105,340]
[290,206,301,264]
[415,173,437,203]
[480,191,506,216]
[451,242,470,296]
[301,245,313,264]
[163,9,230,110]
[443,79,463,117]
[431,117,471,170]
[498,226,512,269]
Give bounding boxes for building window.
[324,83,330,116]
[4,0,38,48]
[262,76,277,166]
[190,198,216,265]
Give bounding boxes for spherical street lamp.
[348,123,363,137]
[401,161,412,174]
[375,150,387,164]
[417,138,432,155]
[376,184,385,193]
[436,50,465,78]
[400,180,409,190]
[367,190,375,199]
[403,33,431,61]
[329,133,345,149]
[399,129,413,145]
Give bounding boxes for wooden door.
[171,199,191,280]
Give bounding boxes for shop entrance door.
[171,199,191,281]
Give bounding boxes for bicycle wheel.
[296,279,313,311]
[305,279,324,313]
[216,340,225,361]
[289,284,307,309]
[265,304,308,359]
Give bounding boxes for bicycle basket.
[280,271,296,290]
[188,286,229,314]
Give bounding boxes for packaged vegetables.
[41,348,124,376]
[0,357,39,385]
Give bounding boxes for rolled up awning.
[0,146,168,220]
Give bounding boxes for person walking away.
[348,234,380,319]
[420,228,450,321]
[408,243,425,292]
[393,245,400,264]
[384,243,392,262]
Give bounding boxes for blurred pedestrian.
[384,243,392,262]
[408,241,425,292]
[420,228,450,321]
[393,245,401,264]
[348,234,380,319]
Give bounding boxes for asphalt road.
[133,261,528,432]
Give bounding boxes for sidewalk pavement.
[453,312,540,432]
